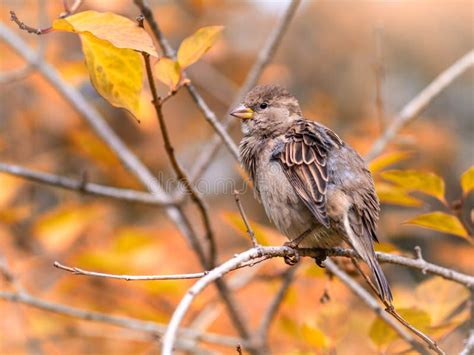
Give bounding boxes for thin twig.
[134,0,240,161]
[233,190,259,247]
[0,162,180,207]
[53,261,208,281]
[256,266,297,348]
[367,49,474,161]
[188,0,302,183]
[139,28,217,270]
[0,0,48,84]
[350,258,445,354]
[10,10,52,35]
[60,0,83,18]
[324,259,429,354]
[0,22,208,269]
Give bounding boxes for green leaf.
[369,308,431,347]
[177,26,223,68]
[405,211,470,241]
[461,166,474,196]
[369,151,411,173]
[381,170,446,202]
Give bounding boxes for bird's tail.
[342,212,393,303]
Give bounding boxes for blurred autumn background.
[0,0,473,354]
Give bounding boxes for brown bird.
[231,84,392,303]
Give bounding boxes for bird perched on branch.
[231,84,392,303]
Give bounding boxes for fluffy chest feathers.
[239,135,313,240]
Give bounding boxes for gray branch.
[0,162,179,207]
[366,49,474,161]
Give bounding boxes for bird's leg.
[283,229,311,266]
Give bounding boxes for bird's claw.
[314,252,327,268]
[283,241,300,266]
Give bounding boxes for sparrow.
[231,85,392,303]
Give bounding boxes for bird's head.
[231,85,302,137]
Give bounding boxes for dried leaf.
[80,33,143,116]
[381,170,446,202]
[155,58,181,91]
[405,211,470,241]
[177,26,223,68]
[369,308,431,347]
[460,166,474,196]
[375,182,423,207]
[369,151,411,173]
[53,10,158,56]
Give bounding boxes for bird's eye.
[259,102,268,109]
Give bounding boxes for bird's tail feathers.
[342,213,393,303]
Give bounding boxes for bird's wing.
[277,121,343,228]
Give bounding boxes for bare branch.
[9,10,52,35]
[53,261,208,281]
[0,290,245,349]
[60,0,83,18]
[134,0,240,161]
[0,22,207,268]
[367,49,474,161]
[162,246,296,355]
[132,11,252,343]
[461,330,474,355]
[0,162,180,207]
[140,46,217,269]
[188,0,302,182]
[233,191,259,247]
[162,245,473,354]
[297,247,474,288]
[324,259,429,354]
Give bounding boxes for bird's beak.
[230,105,254,120]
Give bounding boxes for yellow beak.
[230,105,254,120]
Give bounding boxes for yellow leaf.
[53,10,158,56]
[369,151,411,173]
[416,277,469,325]
[177,26,223,68]
[405,211,470,241]
[80,33,143,116]
[302,322,329,348]
[155,58,181,91]
[461,166,474,196]
[375,182,423,207]
[381,170,446,202]
[34,204,105,253]
[369,308,431,347]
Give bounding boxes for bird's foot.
[314,250,327,268]
[283,241,300,266]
